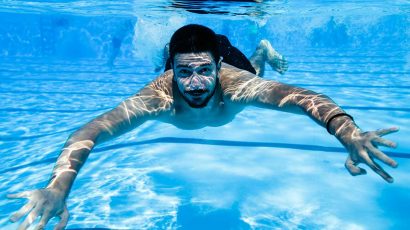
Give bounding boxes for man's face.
[172,52,220,108]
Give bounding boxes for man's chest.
[165,99,244,130]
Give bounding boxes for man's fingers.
[372,160,394,183]
[345,155,367,176]
[359,150,394,183]
[54,205,69,230]
[35,211,53,230]
[372,137,397,148]
[10,201,35,223]
[367,144,398,168]
[7,191,32,199]
[18,205,42,230]
[375,127,399,136]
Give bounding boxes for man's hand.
[7,188,69,229]
[341,127,399,183]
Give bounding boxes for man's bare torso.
[152,63,250,129]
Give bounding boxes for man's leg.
[155,43,170,72]
[249,39,288,77]
[157,39,288,76]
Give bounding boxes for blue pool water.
[0,1,409,229]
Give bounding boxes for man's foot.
[154,64,163,72]
[154,43,170,72]
[268,53,288,74]
[260,39,288,74]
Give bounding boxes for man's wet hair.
[169,24,220,64]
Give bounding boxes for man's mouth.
[186,89,208,97]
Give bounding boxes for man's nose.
[189,73,203,89]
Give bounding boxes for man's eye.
[179,69,191,76]
[199,68,211,75]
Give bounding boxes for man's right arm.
[8,72,174,229]
[48,72,174,197]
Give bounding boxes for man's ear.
[217,56,223,71]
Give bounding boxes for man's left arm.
[221,65,399,182]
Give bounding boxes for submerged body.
[7,24,399,229]
[160,63,284,130]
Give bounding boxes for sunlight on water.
[0,0,409,229]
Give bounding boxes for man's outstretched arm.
[221,64,398,183]
[7,73,173,229]
[46,77,173,198]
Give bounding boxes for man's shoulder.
[125,71,174,114]
[219,63,259,86]
[141,70,174,95]
[219,63,271,102]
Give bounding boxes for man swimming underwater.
[8,24,399,229]
[155,32,288,75]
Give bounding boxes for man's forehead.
[174,52,214,67]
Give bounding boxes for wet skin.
[7,52,399,229]
[166,52,243,129]
[172,52,220,109]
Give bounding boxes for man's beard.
[174,78,219,109]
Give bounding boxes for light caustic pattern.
[48,72,174,189]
